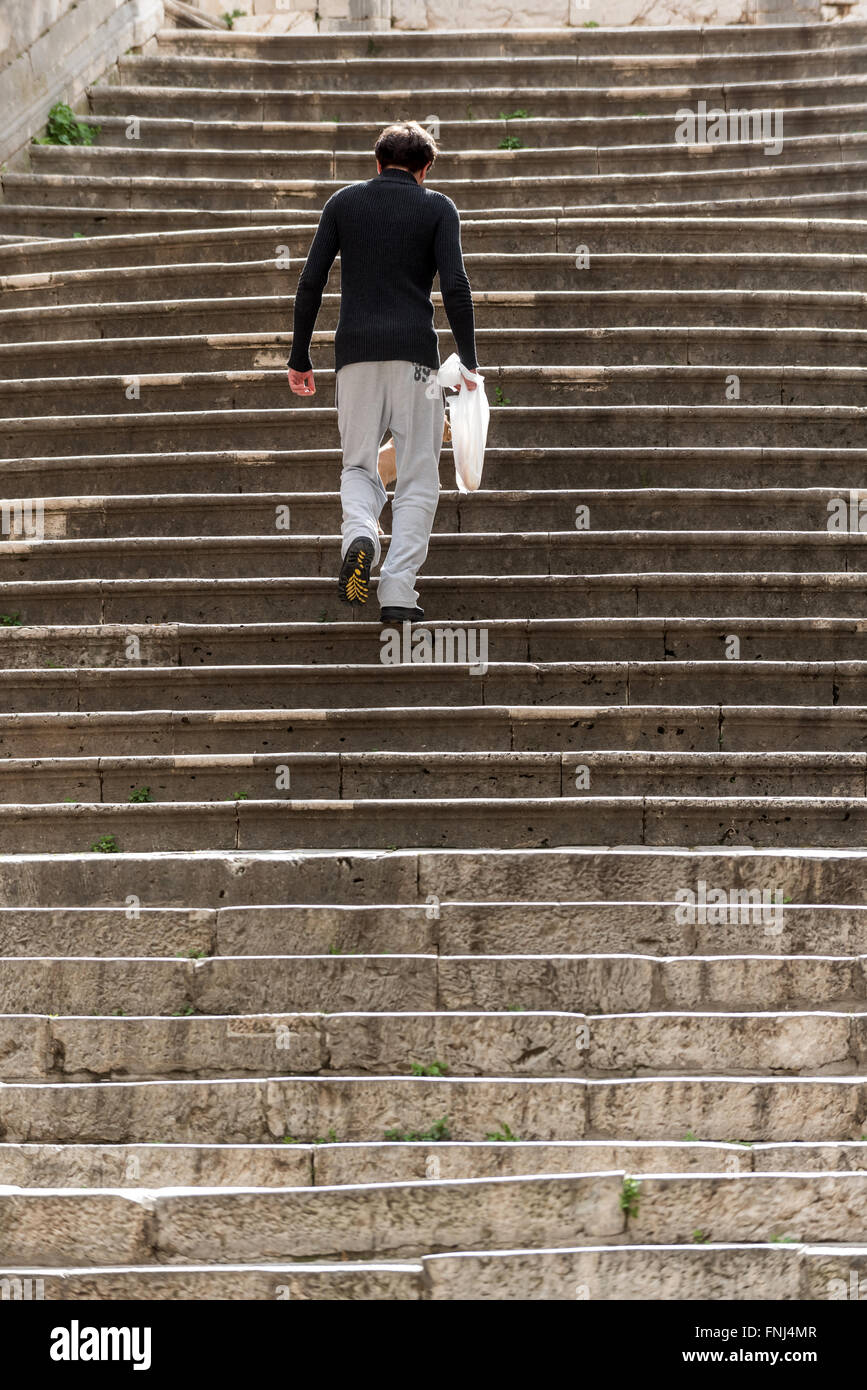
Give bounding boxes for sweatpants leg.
[336,361,390,566]
[377,361,445,610]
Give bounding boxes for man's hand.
[288,368,316,396]
[457,364,479,392]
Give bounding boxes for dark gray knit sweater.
[287,167,477,374]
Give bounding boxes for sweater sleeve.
[433,197,478,371]
[287,199,340,372]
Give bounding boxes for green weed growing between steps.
[33,104,100,147]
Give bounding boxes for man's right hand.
[288,368,316,396]
[457,364,479,392]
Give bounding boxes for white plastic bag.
[436,351,489,493]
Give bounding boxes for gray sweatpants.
[336,359,445,610]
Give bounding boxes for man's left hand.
[289,368,316,395]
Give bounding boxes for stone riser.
[2,1009,866,1084]
[1,705,865,761]
[3,406,865,455]
[1,1074,866,1144]
[2,796,867,852]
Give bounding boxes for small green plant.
[583,18,599,25]
[175,948,208,959]
[312,1127,338,1145]
[129,786,152,803]
[366,36,380,55]
[221,7,246,26]
[280,1134,299,1144]
[769,1233,800,1244]
[112,1009,126,1017]
[692,1228,710,1244]
[494,386,511,406]
[227,791,249,801]
[499,108,529,120]
[33,103,100,147]
[410,1060,448,1077]
[498,135,523,150]
[620,1177,641,1219]
[91,834,119,853]
[485,1123,519,1142]
[0,613,22,626]
[385,1115,451,1142]
[172,1004,196,1017]
[684,1129,699,1142]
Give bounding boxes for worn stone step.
[6,325,867,380]
[6,951,867,1017]
[0,530,863,583]
[0,1170,626,1266]
[5,571,867,625]
[0,704,865,762]
[2,750,864,804]
[0,845,861,909]
[1,446,863,498]
[5,1136,867,1191]
[84,106,867,156]
[117,49,867,93]
[5,616,867,666]
[5,365,864,417]
[0,656,863,714]
[8,159,864,213]
[152,24,867,59]
[2,898,864,960]
[4,217,864,277]
[1,1008,865,1083]
[0,1259,422,1299]
[28,131,867,184]
[0,1073,863,1143]
[2,486,860,540]
[4,290,858,344]
[10,253,867,312]
[3,404,864,455]
[1,795,866,852]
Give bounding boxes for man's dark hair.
[374,120,438,173]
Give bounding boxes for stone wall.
[0,0,165,165]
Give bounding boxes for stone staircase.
[1,20,867,1300]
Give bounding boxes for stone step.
[4,289,859,344]
[10,253,867,312]
[4,616,867,665]
[0,1009,864,1083]
[5,327,867,381]
[0,1073,862,1143]
[0,899,864,959]
[3,218,864,276]
[1,658,864,714]
[0,1170,627,1265]
[6,1138,867,1189]
[1,446,862,497]
[0,1259,423,1299]
[2,404,863,454]
[4,571,867,625]
[0,844,861,907]
[117,48,867,92]
[1,794,866,851]
[3,187,865,238]
[91,70,867,123]
[152,24,867,58]
[0,487,851,537]
[85,106,867,156]
[1,704,865,760]
[28,130,867,183]
[8,365,867,417]
[5,952,867,1016]
[7,159,864,213]
[0,531,863,582]
[2,750,864,804]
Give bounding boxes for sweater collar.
[379,167,420,185]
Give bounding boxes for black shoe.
[338,535,373,606]
[380,605,425,623]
